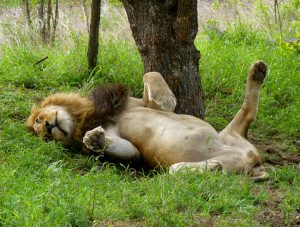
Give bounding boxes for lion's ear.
[26,106,40,133]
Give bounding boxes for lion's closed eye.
[35,118,42,124]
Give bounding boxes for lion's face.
[28,105,75,142]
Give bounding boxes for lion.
[27,61,268,179]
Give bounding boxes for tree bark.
[87,0,101,69]
[46,0,53,41]
[52,0,59,43]
[38,0,46,42]
[81,0,90,33]
[121,0,204,118]
[22,0,33,28]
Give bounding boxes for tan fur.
[27,61,269,179]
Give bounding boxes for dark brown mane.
[81,83,129,134]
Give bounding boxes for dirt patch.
[195,218,214,227]
[256,189,286,227]
[249,141,300,226]
[257,209,285,227]
[253,141,300,166]
[253,182,300,226]
[258,210,300,227]
[292,212,300,226]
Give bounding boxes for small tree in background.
[87,0,102,70]
[22,0,33,27]
[23,0,59,43]
[80,0,90,33]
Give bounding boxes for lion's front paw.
[83,126,106,153]
[249,60,267,83]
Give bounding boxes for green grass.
[0,8,299,227]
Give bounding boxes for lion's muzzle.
[45,121,55,134]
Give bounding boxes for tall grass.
[198,22,300,141]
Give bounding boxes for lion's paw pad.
[250,60,267,83]
[83,127,106,152]
[207,160,223,171]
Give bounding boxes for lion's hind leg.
[220,61,267,138]
[83,126,141,163]
[143,72,177,112]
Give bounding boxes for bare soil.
[256,188,300,227]
[252,141,300,226]
[254,141,300,166]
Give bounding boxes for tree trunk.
[38,0,46,42]
[22,0,33,28]
[52,0,59,43]
[46,0,52,41]
[81,0,90,33]
[121,0,204,118]
[87,0,101,69]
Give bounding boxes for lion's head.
[26,93,95,145]
[27,84,129,148]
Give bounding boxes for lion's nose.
[45,121,55,134]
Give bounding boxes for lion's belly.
[116,108,221,167]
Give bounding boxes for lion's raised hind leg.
[83,126,141,162]
[220,61,267,138]
[143,72,177,112]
